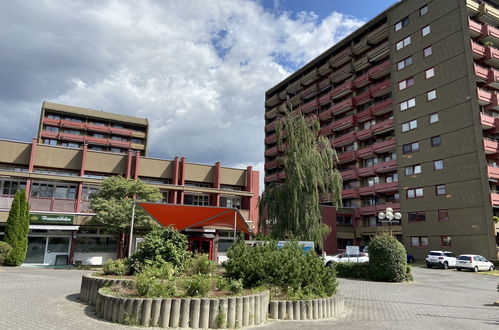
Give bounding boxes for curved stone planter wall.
[268,295,344,320]
[80,274,133,306]
[96,289,269,328]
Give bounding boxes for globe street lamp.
[377,207,402,236]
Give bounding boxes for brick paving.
[0,266,497,329]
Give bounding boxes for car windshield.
[429,252,443,256]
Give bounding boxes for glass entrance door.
[46,236,70,265]
[25,237,47,264]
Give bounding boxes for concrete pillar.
[300,300,307,320]
[278,301,286,319]
[170,299,180,328]
[179,299,191,328]
[125,299,134,323]
[307,300,313,320]
[112,297,120,323]
[160,299,172,328]
[242,296,250,326]
[313,299,319,319]
[286,301,293,320]
[269,301,278,319]
[254,295,261,324]
[132,299,143,325]
[293,301,300,320]
[150,299,162,327]
[189,298,201,328]
[227,298,236,328]
[141,299,152,326]
[235,297,243,327]
[200,298,210,329]
[248,295,255,325]
[219,298,228,328]
[209,299,220,328]
[117,298,126,324]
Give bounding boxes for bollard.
[160,299,172,328]
[189,299,201,329]
[209,299,220,329]
[179,299,191,328]
[199,298,210,329]
[227,298,236,328]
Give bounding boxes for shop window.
[74,236,118,253]
[0,178,27,196]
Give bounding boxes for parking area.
[0,266,497,329]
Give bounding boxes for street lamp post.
[377,207,402,236]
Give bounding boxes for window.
[402,142,419,154]
[394,17,409,31]
[385,173,398,183]
[423,46,433,57]
[400,98,416,111]
[43,139,58,146]
[438,209,449,221]
[399,77,414,90]
[185,181,211,188]
[184,194,209,206]
[422,25,431,36]
[0,178,27,196]
[82,185,100,200]
[74,236,118,253]
[92,133,105,138]
[396,36,412,50]
[411,236,428,247]
[402,119,418,132]
[430,113,439,124]
[404,164,422,176]
[131,138,143,144]
[366,176,380,187]
[44,126,59,133]
[397,57,413,70]
[336,215,353,226]
[431,135,441,147]
[31,182,77,199]
[420,5,429,16]
[110,147,125,153]
[220,195,241,209]
[425,67,435,79]
[408,212,426,222]
[433,159,443,170]
[436,184,446,195]
[46,114,61,120]
[427,89,436,101]
[441,236,452,246]
[406,187,424,199]
[61,142,80,148]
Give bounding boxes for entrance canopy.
[137,203,251,234]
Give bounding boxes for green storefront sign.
[30,214,74,224]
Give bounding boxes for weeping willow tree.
[259,111,343,246]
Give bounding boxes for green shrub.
[490,259,499,267]
[3,190,29,266]
[102,258,132,276]
[131,226,190,272]
[368,235,407,282]
[0,241,13,265]
[225,240,337,298]
[183,274,213,297]
[334,262,370,279]
[186,254,216,275]
[405,265,413,281]
[135,263,176,298]
[227,278,244,295]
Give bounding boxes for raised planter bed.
[268,295,344,320]
[80,274,133,306]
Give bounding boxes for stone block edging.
[268,295,344,320]
[80,274,133,306]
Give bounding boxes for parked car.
[323,252,369,267]
[406,253,414,263]
[456,254,494,272]
[425,251,457,269]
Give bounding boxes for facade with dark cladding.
[264,0,499,259]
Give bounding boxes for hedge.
[334,262,369,279]
[368,235,407,282]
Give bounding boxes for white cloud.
[0,0,364,194]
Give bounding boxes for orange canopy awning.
[137,203,251,234]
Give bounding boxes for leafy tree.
[259,111,342,245]
[3,190,30,266]
[90,176,163,231]
[368,234,407,282]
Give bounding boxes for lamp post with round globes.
[377,207,402,236]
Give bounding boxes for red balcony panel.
[373,139,396,154]
[375,202,400,213]
[359,205,376,215]
[331,82,354,100]
[318,108,333,122]
[60,120,86,129]
[471,41,485,59]
[109,140,131,149]
[265,134,277,144]
[481,24,499,45]
[331,99,355,115]
[337,150,357,164]
[478,88,494,105]
[319,122,333,136]
[264,159,278,170]
[332,132,356,147]
[52,199,78,212]
[357,145,374,159]
[331,115,355,131]
[371,99,393,116]
[356,108,372,122]
[354,90,372,105]
[85,136,109,145]
[330,62,353,83]
[319,92,332,105]
[277,171,286,180]
[487,67,499,89]
[41,131,59,139]
[340,168,358,180]
[342,188,359,199]
[300,99,318,114]
[480,112,495,129]
[356,127,373,141]
[367,41,389,62]
[484,46,499,67]
[110,127,133,137]
[353,72,371,88]
[43,117,61,126]
[373,159,397,173]
[469,17,483,38]
[491,193,499,207]
[487,166,499,180]
[359,186,375,196]
[59,133,85,142]
[485,93,499,110]
[475,63,489,81]
[264,173,278,183]
[484,138,499,154]
[358,166,375,177]
[368,61,390,79]
[330,46,353,68]
[87,123,109,133]
[373,118,394,135]
[370,79,391,98]
[375,181,399,194]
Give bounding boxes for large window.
[220,195,241,209]
[404,164,421,176]
[394,17,409,31]
[185,181,211,188]
[0,178,27,196]
[411,236,428,247]
[402,142,419,154]
[82,185,100,200]
[184,194,209,206]
[406,187,423,199]
[31,182,77,199]
[396,36,411,50]
[74,236,118,253]
[400,98,416,111]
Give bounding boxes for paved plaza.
[0,266,497,329]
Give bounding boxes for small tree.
[259,111,343,245]
[3,190,30,266]
[368,235,407,282]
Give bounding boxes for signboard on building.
[30,214,74,224]
[346,245,359,256]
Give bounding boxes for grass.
[474,269,499,277]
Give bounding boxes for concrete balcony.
[471,41,485,60]
[359,186,375,196]
[265,133,277,144]
[265,120,277,132]
[353,54,370,72]
[480,112,495,129]
[110,127,133,137]
[60,120,85,130]
[487,166,499,180]
[477,88,493,105]
[30,197,77,212]
[366,22,388,44]
[300,99,318,114]
[484,46,499,67]
[370,79,391,98]
[375,202,400,213]
[43,117,61,126]
[86,123,110,134]
[368,61,390,80]
[353,35,369,55]
[331,99,355,115]
[375,181,398,194]
[131,131,146,139]
[367,41,389,62]
[359,205,376,215]
[466,0,480,15]
[265,107,278,120]
[491,192,499,207]
[265,94,280,108]
[318,62,332,77]
[372,118,394,135]
[41,131,59,139]
[318,108,333,122]
[331,115,355,131]
[264,173,278,183]
[374,159,397,173]
[357,145,374,159]
[318,91,332,105]
[356,108,372,122]
[131,143,145,151]
[481,24,499,45]
[331,63,353,83]
[301,69,318,86]
[373,139,396,154]
[356,127,373,141]
[342,188,360,199]
[468,17,483,38]
[332,132,356,147]
[277,171,286,180]
[358,166,375,178]
[340,168,359,181]
[474,63,489,81]
[265,146,279,157]
[371,99,393,116]
[337,150,357,164]
[331,81,354,100]
[59,133,85,142]
[109,140,131,149]
[300,84,317,100]
[353,72,371,88]
[486,94,499,111]
[85,136,109,145]
[478,1,499,25]
[330,46,353,68]
[354,90,373,105]
[484,138,499,154]
[487,67,499,89]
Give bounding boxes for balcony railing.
[481,24,499,44]
[108,140,132,149]
[368,60,390,80]
[359,205,376,215]
[373,139,396,153]
[265,134,277,144]
[265,146,278,157]
[60,120,86,130]
[353,35,369,55]
[30,197,77,212]
[265,107,278,120]
[478,1,499,25]
[357,145,374,159]
[353,54,370,72]
[370,79,391,98]
[331,98,355,115]
[484,46,499,67]
[372,118,394,135]
[337,150,357,164]
[484,137,499,154]
[466,0,480,15]
[331,81,354,100]
[480,112,495,129]
[471,40,485,59]
[318,108,333,122]
[359,186,375,196]
[332,132,356,147]
[468,17,483,38]
[488,67,499,88]
[375,181,398,194]
[474,63,489,81]
[59,133,85,142]
[366,22,388,44]
[356,108,372,122]
[340,168,358,181]
[477,87,493,105]
[264,173,278,183]
[330,63,353,83]
[375,202,400,213]
[356,127,373,140]
[43,117,61,126]
[487,165,499,180]
[367,40,389,62]
[353,72,370,88]
[373,159,397,173]
[330,46,353,68]
[354,90,372,105]
[491,192,499,207]
[486,94,499,111]
[331,115,355,131]
[318,92,332,105]
[358,166,375,177]
[85,136,109,145]
[342,188,359,199]
[41,131,59,139]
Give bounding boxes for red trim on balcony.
[471,40,485,59]
[491,193,499,207]
[59,133,85,142]
[488,67,499,88]
[87,123,110,133]
[342,188,359,199]
[484,138,499,154]
[372,118,394,135]
[356,127,373,140]
[354,90,372,105]
[331,115,355,131]
[265,134,277,144]
[375,203,400,213]
[40,131,59,139]
[353,72,371,88]
[331,82,354,100]
[373,159,397,173]
[110,127,133,137]
[375,181,398,194]
[265,120,277,132]
[357,145,374,159]
[337,150,357,164]
[43,117,61,126]
[368,61,390,79]
[109,140,131,149]
[340,168,358,180]
[485,93,499,110]
[487,166,499,180]
[481,24,499,44]
[60,120,86,129]
[331,99,355,115]
[332,132,356,147]
[359,205,376,215]
[474,63,489,81]
[484,46,499,67]
[478,87,493,105]
[373,139,396,154]
[319,92,332,105]
[265,146,278,157]
[370,79,391,98]
[468,17,483,37]
[481,112,495,129]
[264,173,278,183]
[85,136,109,145]
[318,108,333,121]
[356,108,372,122]
[359,186,375,196]
[371,99,393,116]
[358,166,375,177]
[319,122,333,136]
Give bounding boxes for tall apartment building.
[38,101,149,155]
[264,0,499,259]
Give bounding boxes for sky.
[0,0,398,192]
